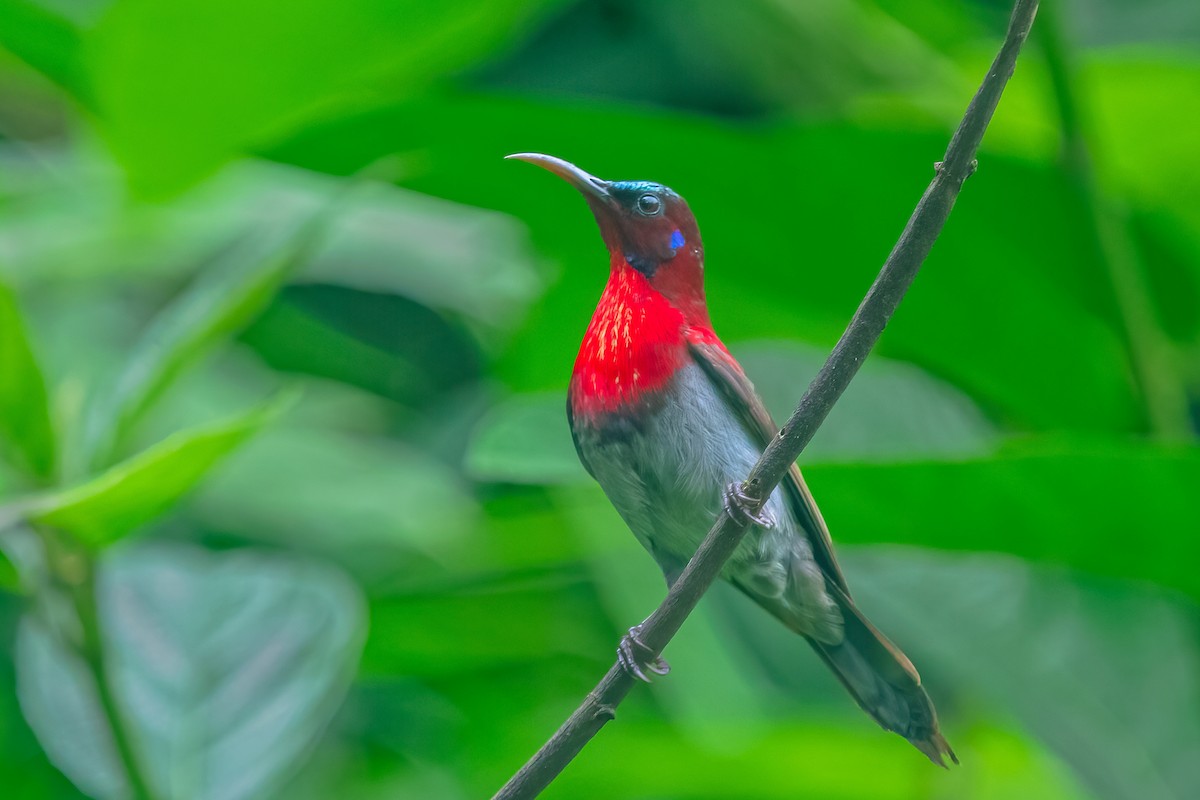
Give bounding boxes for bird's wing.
[691,337,955,765]
[687,338,850,595]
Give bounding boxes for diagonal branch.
[493,1,1039,797]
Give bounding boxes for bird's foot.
[724,482,774,528]
[617,624,670,682]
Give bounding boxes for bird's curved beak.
[505,153,613,205]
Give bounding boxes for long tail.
[738,576,956,766]
[808,585,957,767]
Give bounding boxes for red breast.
[570,253,733,420]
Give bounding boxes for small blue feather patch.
[669,229,685,249]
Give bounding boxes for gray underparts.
[574,363,843,643]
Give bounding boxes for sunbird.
[508,153,955,767]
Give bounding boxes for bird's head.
[507,153,706,319]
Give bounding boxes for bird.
[506,152,956,767]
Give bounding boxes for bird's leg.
[724,482,774,528]
[617,623,670,682]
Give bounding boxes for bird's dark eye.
[636,194,662,216]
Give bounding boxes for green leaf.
[299,180,544,332]
[544,717,1087,800]
[0,595,88,799]
[1087,58,1200,345]
[0,283,56,479]
[0,0,93,104]
[466,391,585,485]
[0,539,22,593]
[362,575,609,679]
[83,0,559,195]
[841,547,1200,800]
[79,205,322,471]
[804,438,1200,603]
[31,393,291,546]
[738,341,999,462]
[191,424,480,570]
[0,155,543,333]
[16,542,365,800]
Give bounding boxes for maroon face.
[506,153,703,279]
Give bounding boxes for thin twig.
[492,2,1039,797]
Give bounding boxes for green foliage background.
[0,1,1198,798]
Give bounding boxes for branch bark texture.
[493,2,1039,797]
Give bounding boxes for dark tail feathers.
[809,586,957,767]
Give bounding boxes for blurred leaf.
[1086,57,1200,339]
[0,149,327,287]
[477,0,965,120]
[538,719,929,800]
[948,724,1092,800]
[805,438,1200,602]
[30,393,290,547]
[83,0,558,195]
[1099,60,1200,209]
[0,0,92,104]
[300,182,544,332]
[362,577,607,679]
[192,424,479,577]
[534,715,1089,800]
[16,543,365,800]
[0,521,43,594]
[1065,0,1200,47]
[466,491,587,576]
[0,151,543,350]
[0,595,89,800]
[466,391,584,485]
[242,286,485,407]
[78,200,323,471]
[842,547,1200,800]
[739,341,999,461]
[466,346,997,484]
[0,553,19,591]
[0,283,56,479]
[0,541,24,594]
[868,0,994,55]
[1130,210,1200,345]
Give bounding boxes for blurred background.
[0,0,1197,798]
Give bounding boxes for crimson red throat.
[507,152,956,767]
